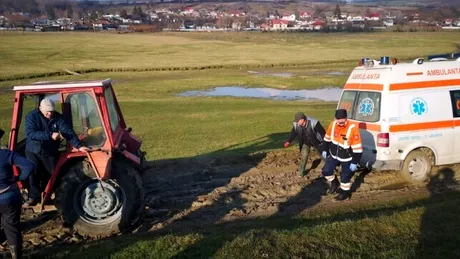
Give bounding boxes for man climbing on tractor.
[284,112,326,176]
[23,98,89,207]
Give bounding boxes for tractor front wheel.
[56,160,144,237]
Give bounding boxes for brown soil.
[2,150,459,256]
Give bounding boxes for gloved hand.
[322,151,327,159]
[349,163,358,172]
[283,142,290,148]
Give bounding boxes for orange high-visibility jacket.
[324,120,363,163]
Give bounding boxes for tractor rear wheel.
[56,159,144,237]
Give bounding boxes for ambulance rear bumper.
[371,160,403,171]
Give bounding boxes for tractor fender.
[42,152,87,206]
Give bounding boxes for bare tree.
[36,0,47,14]
[314,6,324,18]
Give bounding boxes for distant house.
[311,20,325,30]
[281,13,296,22]
[299,12,311,19]
[444,19,453,25]
[57,18,74,31]
[183,20,195,29]
[5,14,32,28]
[383,19,394,27]
[93,20,111,30]
[181,6,198,16]
[232,21,242,30]
[348,16,364,22]
[272,19,289,30]
[365,13,380,21]
[230,11,245,17]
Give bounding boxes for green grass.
[2,31,460,258]
[1,31,459,78]
[0,68,340,160]
[34,192,460,259]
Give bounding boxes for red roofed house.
[300,12,312,19]
[311,20,325,30]
[273,19,289,30]
[365,13,380,21]
[4,14,33,28]
[183,6,194,15]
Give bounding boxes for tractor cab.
[8,79,145,237]
[10,79,142,161]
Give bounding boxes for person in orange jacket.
[321,109,362,201]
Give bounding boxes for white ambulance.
[337,54,460,182]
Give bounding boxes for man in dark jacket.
[24,98,89,206]
[0,129,35,259]
[284,112,326,176]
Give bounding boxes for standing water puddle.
[178,86,342,101]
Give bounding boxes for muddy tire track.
[3,150,459,256]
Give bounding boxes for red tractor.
[7,79,146,237]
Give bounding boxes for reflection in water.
[178,86,342,101]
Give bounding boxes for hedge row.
[0,56,423,82]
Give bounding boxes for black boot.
[327,178,339,194]
[334,189,351,201]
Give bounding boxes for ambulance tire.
[401,150,433,183]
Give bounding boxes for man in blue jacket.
[0,129,35,259]
[24,98,88,207]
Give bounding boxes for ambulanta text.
[351,73,381,80]
[427,68,460,76]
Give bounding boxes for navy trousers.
[321,155,353,184]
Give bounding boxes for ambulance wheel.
[401,150,433,183]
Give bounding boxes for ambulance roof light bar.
[358,56,398,66]
[427,52,460,61]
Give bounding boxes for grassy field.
[37,191,460,259]
[1,31,460,258]
[0,67,343,160]
[0,31,459,79]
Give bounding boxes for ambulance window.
[354,92,381,122]
[338,91,357,119]
[449,90,460,118]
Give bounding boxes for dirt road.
[2,150,459,256]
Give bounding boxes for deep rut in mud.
[2,150,459,256]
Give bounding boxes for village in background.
[1,1,460,33]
